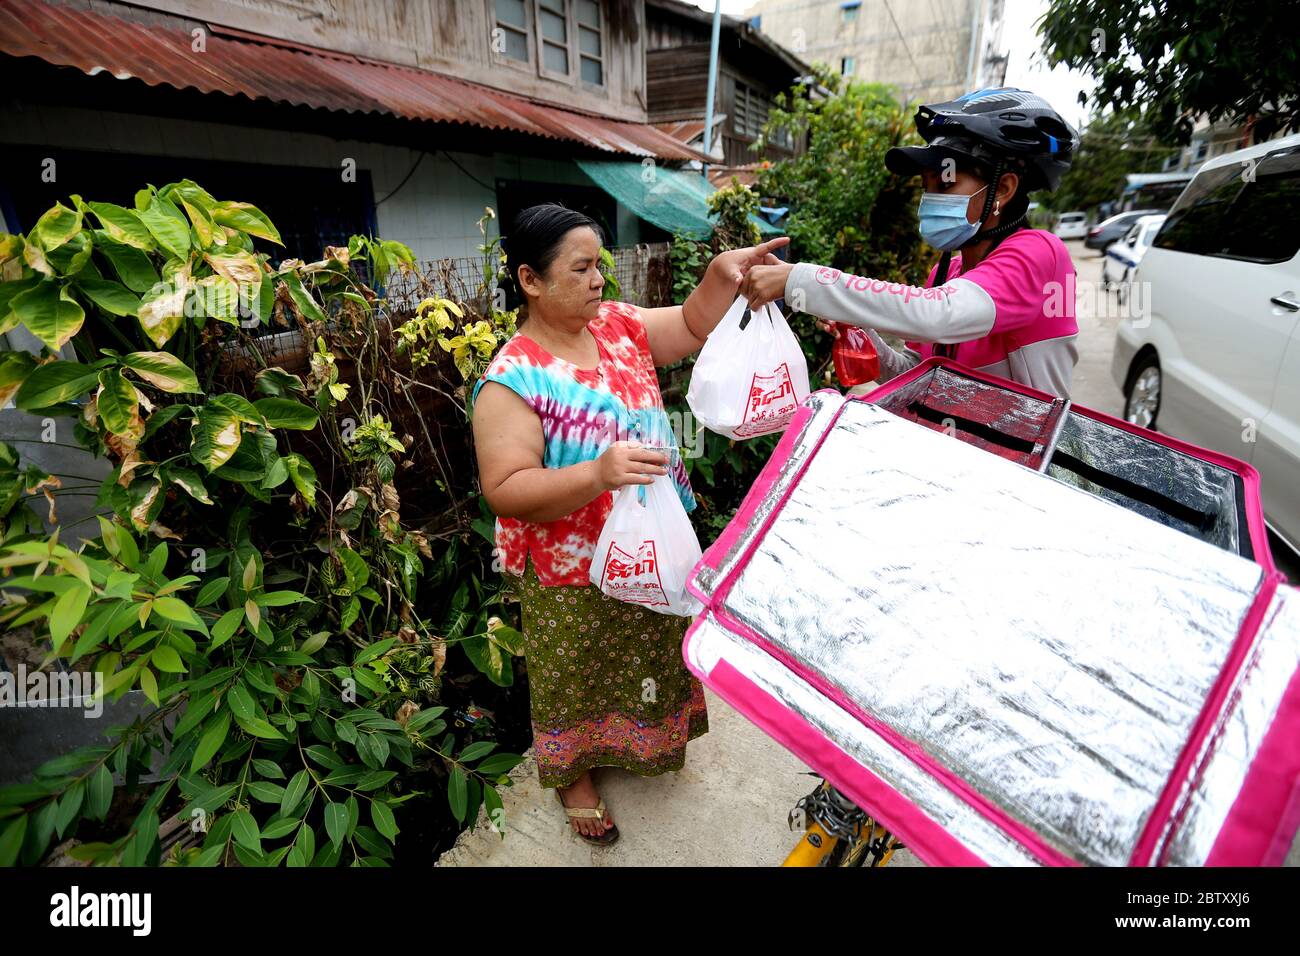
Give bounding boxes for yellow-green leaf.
[75,277,140,317]
[151,597,204,635]
[0,350,35,408]
[96,368,140,437]
[138,194,191,260]
[190,405,242,472]
[32,201,83,250]
[149,643,186,673]
[210,202,282,245]
[87,202,154,251]
[120,351,200,393]
[49,582,90,648]
[12,281,85,350]
[195,274,239,323]
[138,666,159,705]
[136,279,189,348]
[13,360,100,410]
[179,197,215,248]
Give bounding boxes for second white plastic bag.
[686,296,810,440]
[589,474,703,617]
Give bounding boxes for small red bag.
[831,323,880,387]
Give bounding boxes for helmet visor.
[886,137,992,181]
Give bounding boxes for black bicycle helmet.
[886,87,1078,193]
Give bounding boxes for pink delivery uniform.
[786,228,1078,397]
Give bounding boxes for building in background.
[748,0,1006,104]
[1117,115,1293,213]
[0,0,784,542]
[645,0,809,181]
[0,0,722,268]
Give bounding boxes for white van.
[1053,211,1088,239]
[1112,132,1300,551]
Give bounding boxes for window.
[770,124,794,150]
[733,83,770,139]
[1154,163,1244,256]
[1214,150,1300,263]
[1155,148,1300,263]
[841,56,856,75]
[577,0,604,86]
[494,0,604,86]
[841,0,861,22]
[538,0,569,75]
[494,0,529,63]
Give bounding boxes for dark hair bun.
[501,203,603,308]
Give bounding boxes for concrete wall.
[750,0,1006,103]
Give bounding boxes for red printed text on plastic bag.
[598,540,669,607]
[733,363,799,438]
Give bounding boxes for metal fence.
[383,241,674,316]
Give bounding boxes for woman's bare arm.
[473,382,668,523]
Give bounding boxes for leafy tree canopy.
[1039,0,1299,144]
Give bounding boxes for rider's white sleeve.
[866,329,922,383]
[786,262,997,344]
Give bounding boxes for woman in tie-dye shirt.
[472,203,787,844]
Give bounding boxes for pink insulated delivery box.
[684,359,1300,866]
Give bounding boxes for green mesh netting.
[577,159,781,240]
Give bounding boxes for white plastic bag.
[590,474,703,617]
[686,297,810,440]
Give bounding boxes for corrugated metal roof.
[654,119,707,144]
[707,164,762,189]
[0,0,708,162]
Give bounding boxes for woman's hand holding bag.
[590,470,703,618]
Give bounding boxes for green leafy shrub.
[756,70,928,285]
[0,183,526,867]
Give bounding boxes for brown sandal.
[555,789,620,846]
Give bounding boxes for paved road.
[440,240,1297,867]
[1065,239,1124,415]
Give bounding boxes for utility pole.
[702,0,722,178]
[965,0,984,91]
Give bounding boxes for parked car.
[1085,209,1160,251]
[1112,131,1300,551]
[1053,211,1088,239]
[1101,214,1166,297]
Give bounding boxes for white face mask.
[917,184,989,250]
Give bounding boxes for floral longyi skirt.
[516,558,709,789]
